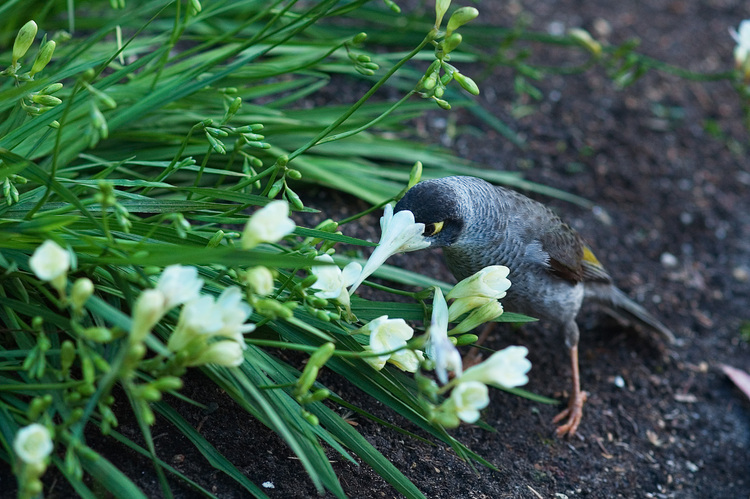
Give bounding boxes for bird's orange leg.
[552,344,588,437]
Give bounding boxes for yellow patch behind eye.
[429,221,444,236]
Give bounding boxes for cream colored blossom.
[348,204,429,294]
[191,340,245,367]
[29,240,70,292]
[459,345,531,388]
[13,424,53,465]
[241,200,295,249]
[156,265,204,311]
[450,381,490,423]
[310,254,361,311]
[245,266,275,296]
[427,287,462,384]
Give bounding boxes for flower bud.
[568,28,602,57]
[441,33,462,55]
[130,289,166,343]
[449,300,503,335]
[12,21,38,64]
[245,266,274,296]
[353,32,367,43]
[435,0,452,27]
[407,161,422,189]
[446,7,479,35]
[30,40,56,76]
[453,72,480,95]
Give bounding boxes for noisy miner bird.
[394,175,675,437]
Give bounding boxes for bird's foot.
[552,390,588,437]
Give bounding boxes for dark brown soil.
[48,1,750,498]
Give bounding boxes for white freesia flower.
[460,345,531,388]
[13,424,53,465]
[450,381,490,423]
[156,265,204,311]
[427,287,463,384]
[245,266,275,296]
[362,315,416,370]
[191,340,245,367]
[446,265,511,300]
[310,254,362,311]
[387,348,424,373]
[241,200,296,249]
[348,204,429,294]
[213,286,255,347]
[447,266,511,321]
[29,240,70,291]
[130,288,167,343]
[167,287,253,358]
[731,20,750,68]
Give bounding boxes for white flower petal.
[451,381,489,423]
[242,200,296,249]
[157,265,204,310]
[349,205,428,294]
[459,345,531,388]
[29,240,70,282]
[426,288,463,384]
[13,423,53,465]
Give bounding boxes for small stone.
[685,461,699,473]
[262,481,275,489]
[614,375,625,388]
[732,266,749,282]
[660,252,679,268]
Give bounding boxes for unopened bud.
[30,40,56,76]
[454,72,480,95]
[71,278,94,312]
[568,28,602,57]
[353,32,368,44]
[441,33,462,55]
[446,7,479,35]
[407,161,422,189]
[13,21,38,63]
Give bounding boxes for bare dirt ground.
[43,1,750,498]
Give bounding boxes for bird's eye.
[424,221,444,237]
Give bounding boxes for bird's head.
[394,176,490,248]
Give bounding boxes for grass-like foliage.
[0,1,540,498]
[1,1,748,498]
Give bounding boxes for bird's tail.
[585,284,676,344]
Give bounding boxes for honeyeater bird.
[394,175,675,437]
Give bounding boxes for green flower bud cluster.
[419,5,481,109]
[346,33,379,76]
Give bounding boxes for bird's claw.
[553,390,588,437]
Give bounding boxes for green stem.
[287,30,437,162]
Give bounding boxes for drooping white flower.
[426,287,463,384]
[156,265,204,311]
[446,265,511,300]
[241,200,296,249]
[361,315,420,371]
[167,287,254,355]
[459,345,531,388]
[213,286,255,346]
[13,424,53,465]
[450,381,490,423]
[29,240,70,290]
[348,204,429,294]
[387,348,424,373]
[730,20,750,68]
[191,339,245,367]
[310,254,362,311]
